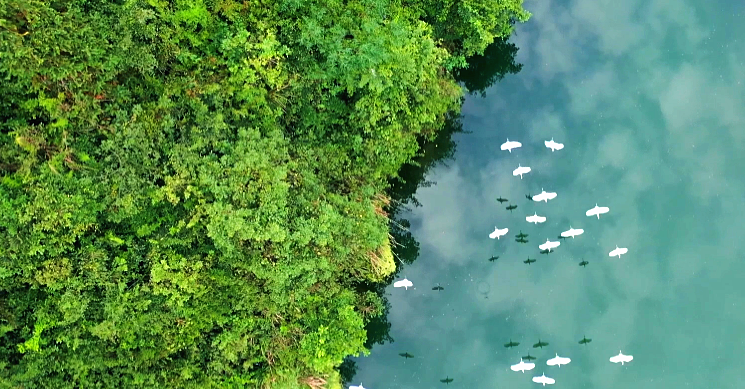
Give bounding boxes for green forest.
[0,0,528,387]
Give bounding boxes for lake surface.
[351,0,745,387]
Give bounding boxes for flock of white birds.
[383,138,633,387]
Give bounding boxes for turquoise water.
[352,0,745,387]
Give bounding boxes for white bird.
[532,188,557,202]
[560,226,584,239]
[532,373,555,386]
[393,278,413,290]
[586,204,610,219]
[544,138,564,152]
[349,384,366,389]
[526,213,547,224]
[610,351,633,365]
[501,138,522,153]
[546,354,571,368]
[513,164,531,179]
[511,358,535,373]
[489,227,509,240]
[539,239,560,252]
[609,246,628,258]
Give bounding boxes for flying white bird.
[489,227,509,239]
[513,164,531,179]
[501,138,522,153]
[526,213,547,224]
[544,138,564,152]
[609,246,628,258]
[610,351,633,365]
[532,373,555,386]
[510,358,535,373]
[393,278,413,290]
[349,384,366,389]
[586,204,610,219]
[539,239,560,252]
[560,226,584,239]
[532,189,557,202]
[546,354,571,368]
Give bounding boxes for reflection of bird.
[610,351,633,365]
[533,339,549,348]
[440,376,454,384]
[579,260,589,267]
[506,204,517,212]
[547,353,571,367]
[609,246,628,258]
[522,354,537,361]
[557,235,567,241]
[501,138,522,153]
[526,194,533,201]
[539,249,550,255]
[516,231,528,239]
[532,373,555,386]
[510,358,536,373]
[399,352,414,359]
[504,339,520,348]
[432,284,444,291]
[488,256,499,262]
[579,336,592,345]
[497,197,508,203]
[524,258,536,265]
[516,237,528,244]
[586,204,610,219]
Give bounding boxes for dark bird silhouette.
[557,235,568,241]
[488,256,499,262]
[533,339,549,349]
[440,376,454,384]
[515,237,528,244]
[523,258,536,265]
[432,285,444,291]
[522,354,537,361]
[506,204,517,212]
[579,260,589,267]
[579,336,592,345]
[504,339,520,348]
[497,197,508,203]
[399,352,414,358]
[539,249,550,255]
[516,231,528,239]
[526,194,533,201]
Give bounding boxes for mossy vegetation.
[0,0,528,387]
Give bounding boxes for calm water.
[351,0,745,387]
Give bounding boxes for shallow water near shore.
[351,0,745,387]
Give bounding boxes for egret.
[560,226,584,239]
[489,227,509,239]
[539,239,560,252]
[532,189,557,202]
[513,164,531,179]
[546,354,571,367]
[393,278,413,289]
[532,373,555,386]
[511,358,536,373]
[609,246,628,258]
[526,213,547,224]
[610,351,633,365]
[349,384,366,389]
[544,138,564,152]
[501,138,522,153]
[586,204,610,219]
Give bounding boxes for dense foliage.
[0,0,528,387]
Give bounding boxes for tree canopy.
[0,0,528,387]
